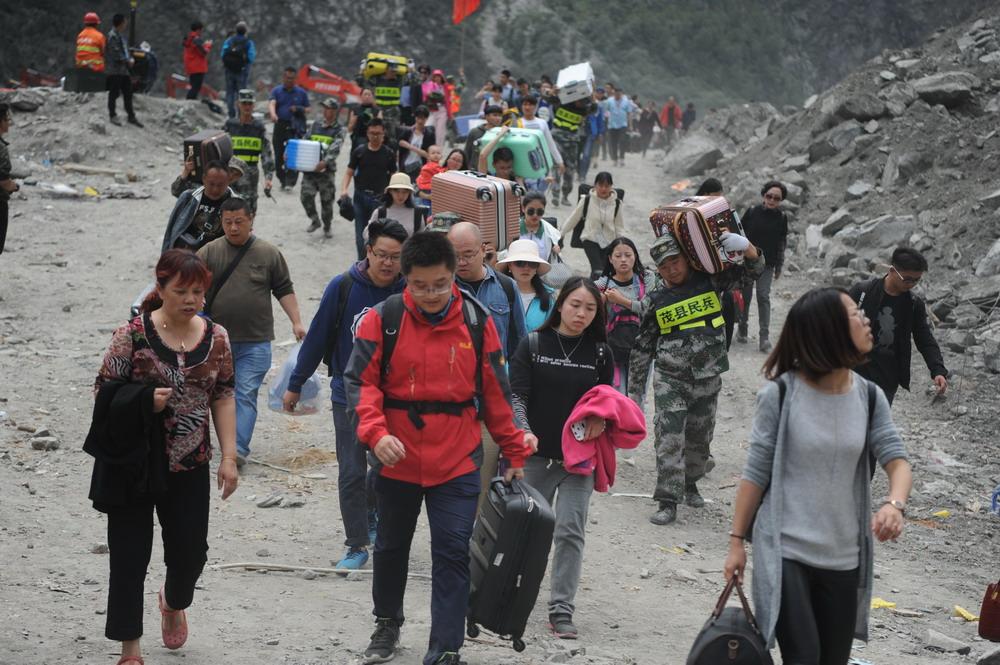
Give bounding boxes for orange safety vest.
[76,27,106,72]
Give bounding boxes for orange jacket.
[76,27,106,72]
[416,161,445,193]
[660,101,682,129]
[446,82,460,117]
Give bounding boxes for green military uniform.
[222,116,274,213]
[371,74,403,149]
[300,118,344,232]
[550,98,591,204]
[629,235,764,518]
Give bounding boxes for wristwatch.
[882,498,906,514]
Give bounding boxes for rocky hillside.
[2,0,994,108]
[663,10,1000,376]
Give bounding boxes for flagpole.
[460,20,466,70]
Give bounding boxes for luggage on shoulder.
[649,195,741,274]
[556,62,595,104]
[360,52,413,80]
[285,139,323,172]
[479,127,553,179]
[468,477,555,653]
[430,170,523,251]
[571,184,625,249]
[686,575,773,665]
[183,130,233,182]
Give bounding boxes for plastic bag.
[267,343,323,415]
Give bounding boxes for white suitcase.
[557,62,595,103]
[285,139,322,172]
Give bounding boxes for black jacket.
[84,380,168,512]
[849,277,948,391]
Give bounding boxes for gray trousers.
[740,265,774,339]
[524,455,594,617]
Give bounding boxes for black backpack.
[223,35,249,72]
[686,576,773,665]
[571,184,624,249]
[322,272,355,374]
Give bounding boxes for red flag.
[453,0,481,24]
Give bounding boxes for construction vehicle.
[295,64,363,107]
[165,73,221,101]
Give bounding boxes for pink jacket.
[562,385,645,492]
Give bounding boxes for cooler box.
[649,196,741,274]
[455,114,484,140]
[360,52,412,79]
[557,62,595,104]
[430,170,524,251]
[183,130,233,182]
[480,127,553,179]
[285,139,323,172]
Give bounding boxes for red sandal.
[158,587,188,650]
[116,657,144,665]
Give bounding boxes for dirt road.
[0,118,994,665]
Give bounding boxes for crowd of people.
[57,21,952,665]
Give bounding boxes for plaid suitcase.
[431,170,524,251]
[649,196,741,274]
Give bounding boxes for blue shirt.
[221,35,257,66]
[457,266,527,360]
[523,286,555,332]
[606,97,636,130]
[269,85,311,123]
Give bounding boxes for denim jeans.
[332,402,376,548]
[225,68,249,118]
[524,177,549,196]
[353,190,381,260]
[373,470,480,665]
[524,455,594,617]
[739,265,774,340]
[579,134,596,182]
[231,341,272,457]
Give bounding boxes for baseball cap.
[649,234,682,266]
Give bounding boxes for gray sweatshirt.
[741,371,906,647]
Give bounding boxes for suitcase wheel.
[475,186,493,202]
[466,622,480,639]
[512,637,525,652]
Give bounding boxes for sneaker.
[109,115,122,126]
[363,618,400,663]
[306,220,321,233]
[368,508,379,547]
[561,195,571,207]
[649,502,677,525]
[335,547,369,574]
[432,653,467,664]
[736,328,748,344]
[685,483,705,508]
[235,453,247,469]
[127,116,144,128]
[759,339,773,353]
[548,613,578,639]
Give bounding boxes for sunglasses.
[891,266,921,285]
[513,260,536,268]
[525,207,545,216]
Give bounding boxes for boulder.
[979,645,1000,665]
[879,70,897,82]
[882,152,900,189]
[836,93,886,121]
[943,329,977,352]
[777,170,807,189]
[828,120,864,151]
[879,82,917,116]
[980,51,1000,64]
[847,257,871,272]
[950,301,985,328]
[0,89,45,112]
[897,151,933,178]
[844,181,873,201]
[978,188,1000,209]
[895,58,922,70]
[836,214,915,249]
[803,94,818,109]
[804,224,829,254]
[662,134,724,176]
[822,208,855,236]
[911,71,980,107]
[808,138,837,163]
[863,119,879,133]
[782,154,811,171]
[784,182,805,205]
[923,628,971,655]
[975,238,1000,277]
[825,247,857,269]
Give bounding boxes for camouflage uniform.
[223,116,275,213]
[629,235,764,507]
[551,98,592,203]
[300,119,344,231]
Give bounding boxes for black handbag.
[686,576,773,665]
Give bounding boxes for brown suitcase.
[649,196,741,274]
[183,130,233,182]
[430,170,524,252]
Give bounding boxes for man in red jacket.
[345,231,535,665]
[183,21,213,100]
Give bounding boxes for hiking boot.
[736,327,748,344]
[363,618,400,663]
[649,502,677,525]
[335,547,369,575]
[368,508,379,547]
[759,338,773,354]
[127,116,144,128]
[432,653,467,664]
[549,613,578,639]
[704,455,716,475]
[306,220,321,233]
[685,482,705,508]
[109,115,122,126]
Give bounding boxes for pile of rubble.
[664,11,1000,376]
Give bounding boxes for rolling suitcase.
[649,196,741,274]
[360,52,412,79]
[430,170,523,251]
[468,478,555,652]
[183,130,233,182]
[285,139,322,171]
[479,127,553,179]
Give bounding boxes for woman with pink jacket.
[422,69,449,147]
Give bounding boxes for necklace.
[158,313,196,352]
[555,330,584,361]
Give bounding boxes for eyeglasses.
[456,249,481,263]
[525,207,544,216]
[891,266,921,285]
[371,250,401,264]
[513,261,536,268]
[409,283,453,297]
[763,194,782,202]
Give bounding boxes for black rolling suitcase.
[468,477,555,652]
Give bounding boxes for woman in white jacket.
[560,172,625,279]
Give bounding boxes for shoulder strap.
[461,297,486,409]
[613,197,621,221]
[865,378,877,440]
[596,342,610,379]
[499,272,516,312]
[777,374,788,411]
[414,205,428,232]
[581,194,591,225]
[529,331,539,358]
[204,236,255,316]
[322,272,355,372]
[378,206,387,220]
[379,294,406,378]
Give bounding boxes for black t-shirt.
[741,205,788,270]
[182,193,229,248]
[349,144,396,194]
[860,291,906,388]
[510,328,613,460]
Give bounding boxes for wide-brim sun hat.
[497,238,550,276]
[385,172,415,193]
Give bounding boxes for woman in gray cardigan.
[724,287,912,665]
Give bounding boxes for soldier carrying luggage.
[222,89,274,213]
[300,98,345,238]
[370,66,405,151]
[628,232,763,526]
[548,95,593,207]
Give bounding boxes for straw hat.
[385,172,415,193]
[496,239,550,276]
